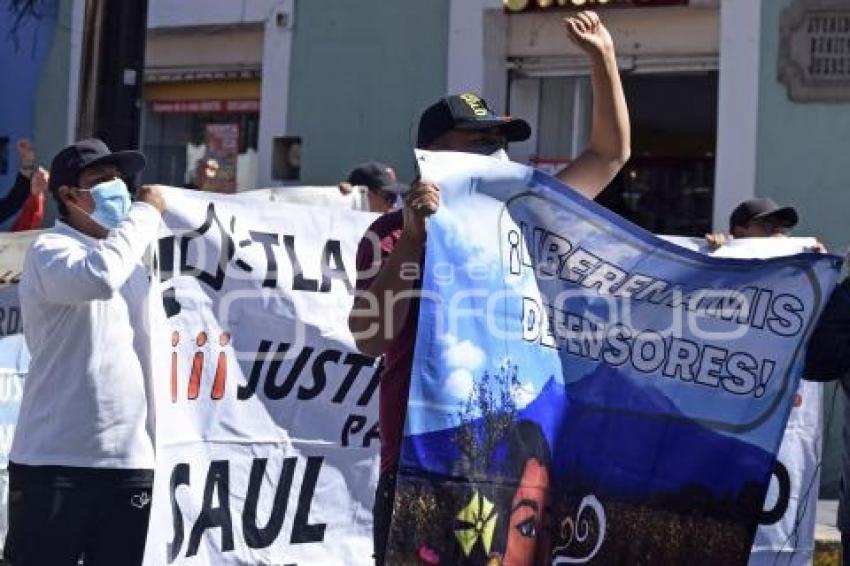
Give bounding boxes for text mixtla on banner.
[143,189,380,565]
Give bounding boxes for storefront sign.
[151,99,260,113]
[503,0,685,12]
[780,0,850,102]
[145,68,261,83]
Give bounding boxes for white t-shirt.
[10,203,162,469]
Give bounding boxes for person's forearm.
[349,233,423,356]
[557,49,630,198]
[587,49,630,166]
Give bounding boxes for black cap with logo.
[729,197,799,231]
[416,93,531,149]
[48,138,146,195]
[347,161,407,195]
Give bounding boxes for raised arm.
[12,167,48,231]
[0,139,38,224]
[556,11,631,199]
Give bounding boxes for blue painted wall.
[0,0,58,228]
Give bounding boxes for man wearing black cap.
[347,11,630,565]
[705,197,825,252]
[730,197,799,238]
[347,161,407,213]
[4,139,166,565]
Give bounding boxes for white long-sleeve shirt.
[10,203,161,469]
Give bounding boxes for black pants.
[3,462,154,566]
[372,471,397,566]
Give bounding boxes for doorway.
[596,71,719,236]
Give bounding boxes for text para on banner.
[142,189,380,565]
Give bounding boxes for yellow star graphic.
[455,490,498,557]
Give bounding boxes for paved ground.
[816,501,842,565]
[818,500,841,543]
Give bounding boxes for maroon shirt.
[354,209,421,474]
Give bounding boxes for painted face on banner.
[503,458,550,566]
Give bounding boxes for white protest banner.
[0,231,42,286]
[0,285,22,339]
[664,235,822,564]
[0,332,26,550]
[748,379,821,566]
[248,185,370,210]
[0,231,36,550]
[714,238,823,566]
[143,188,381,565]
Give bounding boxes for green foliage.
[453,360,521,478]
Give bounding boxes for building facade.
[143,0,449,192]
[139,0,725,236]
[143,0,294,191]
[143,0,850,249]
[142,25,263,191]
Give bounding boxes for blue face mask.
[87,178,132,229]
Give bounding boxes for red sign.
[504,0,686,12]
[529,157,571,176]
[151,99,260,113]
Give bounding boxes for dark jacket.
[804,277,850,383]
[0,173,31,225]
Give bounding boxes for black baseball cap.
[729,197,799,231]
[48,138,146,194]
[347,161,407,194]
[416,93,531,149]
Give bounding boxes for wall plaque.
[779,0,850,102]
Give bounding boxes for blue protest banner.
[388,151,841,565]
